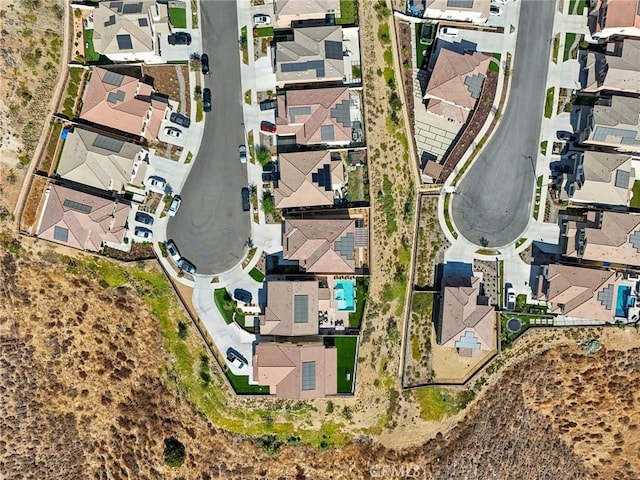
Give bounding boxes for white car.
[238,145,247,164]
[253,13,271,25]
[168,195,181,216]
[506,287,516,311]
[134,226,153,240]
[164,126,182,138]
[440,27,459,38]
[146,176,167,194]
[226,347,248,371]
[165,239,181,262]
[490,4,503,15]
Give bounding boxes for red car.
[260,121,276,134]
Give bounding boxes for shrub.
[163,437,185,467]
[259,435,282,457]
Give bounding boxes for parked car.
[489,4,503,15]
[259,98,277,111]
[165,239,181,262]
[170,112,191,128]
[201,53,210,75]
[506,285,516,311]
[238,145,247,164]
[164,126,182,138]
[226,347,248,371]
[260,120,276,133]
[134,226,153,240]
[146,176,167,193]
[168,195,181,216]
[253,13,271,25]
[241,187,250,212]
[262,162,279,182]
[135,211,154,225]
[234,288,253,304]
[203,88,212,112]
[440,27,459,38]
[557,130,575,141]
[177,258,196,274]
[167,32,192,45]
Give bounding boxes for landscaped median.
[443,193,458,240]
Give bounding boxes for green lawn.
[563,33,577,62]
[544,87,555,118]
[84,29,100,63]
[569,0,587,14]
[337,0,357,25]
[540,140,548,156]
[225,370,270,394]
[631,181,640,209]
[328,336,358,394]
[349,276,369,328]
[255,26,274,37]
[248,267,265,283]
[414,24,428,69]
[214,288,235,324]
[169,7,187,28]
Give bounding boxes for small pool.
[616,285,632,317]
[334,280,355,312]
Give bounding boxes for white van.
[440,27,459,38]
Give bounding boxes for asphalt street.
[167,0,250,274]
[450,0,556,248]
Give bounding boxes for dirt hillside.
[1,233,639,479]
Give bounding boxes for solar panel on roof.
[597,284,614,310]
[615,169,630,189]
[92,134,125,153]
[117,34,133,50]
[107,90,126,104]
[138,17,148,27]
[102,70,124,87]
[329,99,351,127]
[334,233,355,260]
[301,361,316,391]
[592,126,640,145]
[281,60,326,77]
[294,294,309,323]
[109,2,123,13]
[53,226,69,243]
[104,14,116,27]
[464,73,485,100]
[447,0,474,8]
[630,231,640,253]
[122,2,143,14]
[63,199,92,214]
[324,40,343,60]
[321,125,335,141]
[289,106,311,122]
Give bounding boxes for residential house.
[437,276,495,357]
[574,95,640,152]
[55,127,148,193]
[274,151,344,208]
[276,87,361,146]
[561,210,640,267]
[88,0,169,63]
[35,184,130,252]
[423,46,491,125]
[580,38,640,94]
[253,342,337,399]
[423,0,490,24]
[80,67,169,142]
[282,217,369,273]
[537,264,622,322]
[273,0,341,27]
[561,150,636,207]
[260,280,321,336]
[588,0,640,40]
[275,25,345,87]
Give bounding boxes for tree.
[261,192,276,216]
[163,437,185,467]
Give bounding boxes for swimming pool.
[616,285,632,318]
[334,280,355,312]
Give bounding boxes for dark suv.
[170,112,191,128]
[201,53,210,75]
[234,288,253,304]
[261,162,279,183]
[203,88,212,112]
[241,187,250,211]
[167,32,192,45]
[259,98,277,111]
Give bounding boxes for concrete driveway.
[167,0,250,275]
[450,0,556,248]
